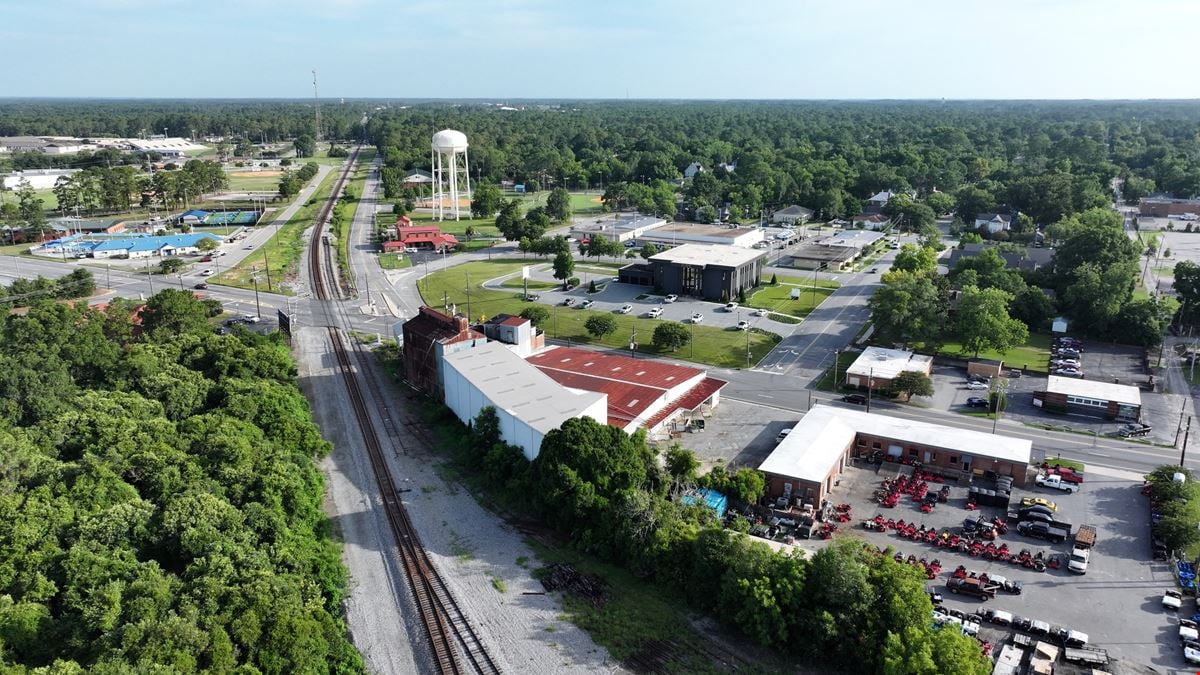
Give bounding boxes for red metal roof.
[527,346,703,389]
[499,315,527,327]
[527,347,710,428]
[642,377,727,429]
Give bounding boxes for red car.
[200,256,213,262]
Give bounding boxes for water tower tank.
[432,129,469,153]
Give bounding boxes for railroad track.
[310,149,499,675]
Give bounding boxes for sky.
[3,0,1200,99]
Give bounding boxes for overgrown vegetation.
[0,289,362,673]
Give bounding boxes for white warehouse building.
[442,341,608,460]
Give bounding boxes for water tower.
[431,129,471,221]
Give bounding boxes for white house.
[684,162,703,179]
[974,213,1012,233]
[772,205,815,225]
[851,213,893,230]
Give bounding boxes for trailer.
[1063,646,1108,666]
[1074,524,1097,548]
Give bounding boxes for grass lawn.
[224,172,282,192]
[213,167,340,293]
[815,350,863,392]
[933,332,1053,373]
[193,225,240,236]
[420,259,780,368]
[1044,457,1086,472]
[746,282,835,319]
[500,277,559,290]
[377,253,411,270]
[768,274,840,289]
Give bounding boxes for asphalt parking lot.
[924,342,1177,445]
[757,464,1179,670]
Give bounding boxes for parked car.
[966,381,989,390]
[984,609,1013,626]
[752,308,769,317]
[735,320,750,331]
[776,427,793,443]
[843,393,867,405]
[242,314,260,324]
[617,304,634,314]
[967,374,990,383]
[946,577,996,600]
[1017,520,1070,543]
[579,300,594,309]
[646,307,663,318]
[724,302,738,311]
[691,313,705,323]
[563,298,576,306]
[1053,368,1084,378]
[1185,640,1200,665]
[1050,359,1081,367]
[1035,474,1079,494]
[1020,497,1057,511]
[1182,619,1199,642]
[966,397,989,408]
[664,294,678,303]
[193,282,208,290]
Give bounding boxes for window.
[949,456,958,465]
[872,441,882,450]
[856,439,866,447]
[1066,395,1106,408]
[908,448,918,457]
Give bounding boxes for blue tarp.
[682,488,728,518]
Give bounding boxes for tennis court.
[202,210,261,225]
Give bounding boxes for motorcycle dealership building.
[758,405,1032,508]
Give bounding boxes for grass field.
[213,167,340,293]
[224,171,283,192]
[193,225,240,236]
[746,276,838,319]
[515,190,606,217]
[499,277,559,290]
[933,332,1053,372]
[377,253,411,270]
[420,259,780,368]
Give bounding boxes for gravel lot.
[295,327,619,674]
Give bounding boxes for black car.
[843,393,867,405]
[194,282,209,290]
[967,374,990,383]
[966,397,989,408]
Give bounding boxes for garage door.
[887,444,903,458]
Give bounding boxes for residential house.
[401,169,433,189]
[974,212,1012,233]
[851,213,892,230]
[684,162,703,179]
[947,243,1054,272]
[772,205,815,226]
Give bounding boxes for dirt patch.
[231,170,284,178]
[590,197,603,203]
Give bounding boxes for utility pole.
[146,258,154,295]
[251,274,262,317]
[464,273,472,321]
[833,349,840,391]
[262,250,272,291]
[1182,415,1192,468]
[444,291,449,311]
[866,367,874,413]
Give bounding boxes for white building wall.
[443,359,546,461]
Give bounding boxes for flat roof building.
[571,213,667,243]
[632,243,766,301]
[825,230,885,250]
[786,241,860,271]
[844,347,933,391]
[1033,375,1142,421]
[772,205,815,225]
[443,341,607,460]
[638,222,764,249]
[759,405,1032,507]
[526,346,726,434]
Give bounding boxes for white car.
[735,320,750,331]
[775,232,793,240]
[691,313,705,323]
[752,308,769,317]
[199,269,214,277]
[579,300,594,309]
[242,314,260,324]
[1165,589,1184,610]
[753,241,769,249]
[617,304,634,314]
[214,251,227,257]
[646,307,663,318]
[243,244,254,250]
[664,294,678,303]
[776,427,793,443]
[724,302,738,311]
[965,381,988,390]
[1185,640,1200,665]
[1181,619,1199,642]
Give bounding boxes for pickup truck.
[946,577,997,600]
[1035,474,1079,493]
[1067,546,1091,574]
[1018,520,1071,543]
[1119,422,1152,438]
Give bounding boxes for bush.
[566,277,580,288]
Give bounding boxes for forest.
[0,289,361,673]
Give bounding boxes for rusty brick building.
[401,306,485,399]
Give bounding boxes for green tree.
[891,370,934,398]
[546,187,572,222]
[471,182,503,218]
[1062,262,1135,335]
[158,257,186,274]
[925,191,955,215]
[652,321,691,351]
[955,285,1029,357]
[552,251,574,289]
[584,313,618,339]
[294,134,316,157]
[495,199,525,240]
[1116,297,1176,348]
[952,186,995,224]
[139,289,213,339]
[640,242,659,260]
[196,237,219,251]
[891,244,937,274]
[664,445,699,482]
[867,271,945,349]
[1010,287,1056,331]
[519,306,550,328]
[1175,260,1200,326]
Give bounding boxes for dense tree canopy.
[0,292,361,673]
